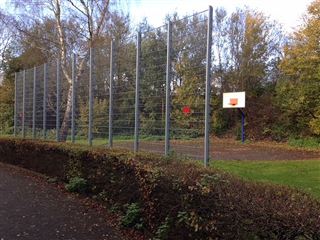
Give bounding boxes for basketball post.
[238,109,245,143]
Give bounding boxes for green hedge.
[0,138,319,239]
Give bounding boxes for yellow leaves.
[309,108,320,135]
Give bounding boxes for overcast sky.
[122,0,313,33]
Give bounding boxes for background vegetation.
[0,0,320,143]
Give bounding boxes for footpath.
[0,162,123,240]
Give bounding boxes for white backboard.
[223,92,245,108]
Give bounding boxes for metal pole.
[43,63,47,139]
[88,48,93,146]
[22,70,26,138]
[204,6,213,167]
[241,110,245,143]
[56,59,61,142]
[134,31,141,153]
[14,72,17,137]
[109,41,114,148]
[165,21,172,156]
[71,54,76,143]
[32,67,36,139]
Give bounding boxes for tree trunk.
[59,84,73,141]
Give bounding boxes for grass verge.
[212,160,320,199]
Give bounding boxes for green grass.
[211,160,320,199]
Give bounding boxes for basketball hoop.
[229,98,238,106]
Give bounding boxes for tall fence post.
[22,70,26,138]
[32,67,36,139]
[204,6,213,167]
[43,63,47,139]
[165,21,172,156]
[109,41,114,148]
[88,48,93,146]
[134,31,141,153]
[14,72,17,137]
[56,59,61,142]
[71,54,76,143]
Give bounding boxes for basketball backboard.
[223,92,245,108]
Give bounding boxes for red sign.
[182,106,191,116]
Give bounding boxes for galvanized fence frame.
[13,6,213,166]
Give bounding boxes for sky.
[0,0,314,33]
[122,0,314,33]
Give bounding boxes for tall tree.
[212,8,283,138]
[278,0,320,136]
[6,0,114,140]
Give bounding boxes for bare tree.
[7,0,112,140]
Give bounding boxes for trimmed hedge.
[0,138,319,239]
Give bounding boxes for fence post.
[165,21,172,156]
[71,54,76,143]
[134,31,141,152]
[32,67,36,139]
[109,41,114,148]
[88,48,93,146]
[56,59,61,142]
[43,63,47,139]
[14,72,17,137]
[204,6,213,167]
[22,70,26,138]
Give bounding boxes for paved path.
[0,163,123,240]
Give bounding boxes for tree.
[5,0,115,140]
[211,8,283,138]
[139,26,167,136]
[0,50,23,134]
[170,13,207,138]
[278,0,320,136]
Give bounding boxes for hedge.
[0,138,319,239]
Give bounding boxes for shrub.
[65,177,89,193]
[0,138,319,239]
[121,203,144,230]
[288,137,320,149]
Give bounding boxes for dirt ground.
[114,138,320,161]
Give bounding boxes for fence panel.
[92,45,111,146]
[112,36,137,150]
[45,61,58,140]
[136,25,168,155]
[169,11,208,159]
[13,8,213,163]
[22,69,33,138]
[15,71,24,136]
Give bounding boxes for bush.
[0,138,319,239]
[288,137,320,149]
[65,177,89,193]
[121,203,144,230]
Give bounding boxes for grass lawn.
[211,160,320,199]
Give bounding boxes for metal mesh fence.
[13,7,214,163]
[92,45,111,145]
[170,11,208,159]
[137,25,167,155]
[15,71,23,136]
[112,36,136,150]
[34,65,44,139]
